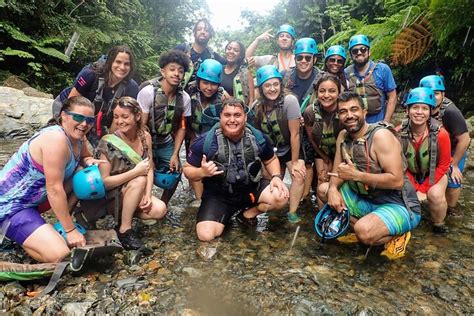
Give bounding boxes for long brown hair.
[308,73,342,110]
[102,45,135,85]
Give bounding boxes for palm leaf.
[33,46,70,63]
[391,17,433,66]
[0,47,34,59]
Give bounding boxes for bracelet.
[65,227,76,233]
[271,174,281,179]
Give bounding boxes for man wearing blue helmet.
[397,87,451,234]
[281,37,322,220]
[137,50,193,205]
[327,92,421,260]
[345,34,397,124]
[419,75,470,218]
[246,24,297,72]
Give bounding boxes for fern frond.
[0,22,35,43]
[36,37,64,47]
[391,17,433,66]
[33,46,70,62]
[0,48,35,59]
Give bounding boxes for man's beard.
[344,118,365,134]
[353,57,369,68]
[195,36,209,46]
[221,126,244,141]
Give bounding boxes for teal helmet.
[154,171,181,189]
[256,65,282,87]
[419,75,445,91]
[314,204,350,240]
[294,37,318,55]
[197,59,223,84]
[53,222,87,239]
[325,45,347,60]
[405,87,436,108]
[73,165,106,200]
[348,34,370,50]
[276,24,296,39]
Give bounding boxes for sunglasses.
[351,47,368,55]
[65,111,95,125]
[327,57,345,65]
[296,55,313,62]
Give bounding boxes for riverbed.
[0,139,472,314]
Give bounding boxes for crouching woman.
[97,97,167,250]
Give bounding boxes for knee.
[427,190,446,205]
[196,226,219,242]
[354,222,375,245]
[317,183,329,202]
[42,243,70,263]
[151,200,167,219]
[128,176,147,191]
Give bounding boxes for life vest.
[183,43,217,91]
[268,53,294,71]
[400,118,441,185]
[253,96,291,148]
[140,77,185,140]
[189,86,224,134]
[310,102,341,159]
[346,62,384,115]
[233,65,251,105]
[282,67,322,110]
[203,123,266,194]
[341,122,396,196]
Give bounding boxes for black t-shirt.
[221,67,239,96]
[282,68,319,104]
[438,101,468,151]
[174,43,226,65]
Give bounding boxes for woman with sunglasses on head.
[95,97,167,250]
[303,74,344,208]
[324,45,349,90]
[0,96,97,263]
[53,45,139,147]
[252,65,306,222]
[221,40,255,107]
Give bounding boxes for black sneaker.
[116,229,143,250]
[432,223,449,234]
[447,207,463,218]
[236,211,257,228]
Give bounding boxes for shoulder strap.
[102,134,143,164]
[203,123,221,154]
[428,118,441,185]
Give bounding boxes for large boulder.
[0,87,53,140]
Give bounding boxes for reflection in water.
[0,139,472,314]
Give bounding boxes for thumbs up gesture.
[200,155,224,178]
[336,157,359,181]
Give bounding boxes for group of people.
[0,18,469,264]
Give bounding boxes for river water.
[0,139,472,314]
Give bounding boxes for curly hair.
[225,41,246,66]
[159,49,191,73]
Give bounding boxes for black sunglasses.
[296,55,313,62]
[65,111,95,125]
[351,47,368,55]
[328,57,345,65]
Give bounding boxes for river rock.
[61,302,93,315]
[12,305,32,316]
[0,87,53,140]
[4,282,25,297]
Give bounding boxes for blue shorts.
[339,183,421,235]
[152,140,180,173]
[2,208,46,245]
[447,150,468,189]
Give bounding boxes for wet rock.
[93,297,119,314]
[123,250,142,265]
[4,282,25,297]
[436,284,458,302]
[61,302,93,315]
[12,305,32,316]
[196,244,217,261]
[182,267,202,278]
[293,299,335,315]
[421,261,442,271]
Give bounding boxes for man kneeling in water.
[183,98,289,241]
[326,92,421,260]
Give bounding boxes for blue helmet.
[348,34,370,50]
[276,24,296,39]
[405,87,436,108]
[197,59,223,84]
[256,65,282,87]
[314,204,350,240]
[325,45,347,60]
[73,165,106,200]
[294,37,318,55]
[154,171,181,190]
[419,75,445,92]
[53,222,87,239]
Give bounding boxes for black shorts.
[197,184,266,225]
[301,133,315,165]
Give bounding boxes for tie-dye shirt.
[0,125,81,220]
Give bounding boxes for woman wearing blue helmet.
[95,97,167,250]
[324,45,348,90]
[252,65,306,222]
[397,87,451,234]
[0,96,98,262]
